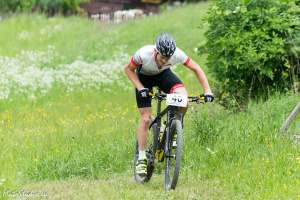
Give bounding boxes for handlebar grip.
[199,95,205,100]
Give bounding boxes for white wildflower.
[0,178,6,186]
[0,47,129,100]
[54,24,63,31]
[18,31,30,40]
[40,28,47,35]
[206,147,217,155]
[39,24,63,38]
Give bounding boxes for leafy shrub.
[0,0,36,12]
[0,0,88,15]
[185,0,209,2]
[199,0,300,107]
[37,0,87,16]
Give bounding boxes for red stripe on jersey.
[130,57,141,68]
[169,83,185,93]
[183,57,190,65]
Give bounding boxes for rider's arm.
[183,58,213,94]
[124,62,144,91]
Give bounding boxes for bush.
[0,0,88,15]
[199,0,300,107]
[185,0,209,2]
[37,0,87,16]
[0,0,36,13]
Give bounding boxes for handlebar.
[149,92,205,104]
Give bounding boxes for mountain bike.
[133,88,204,190]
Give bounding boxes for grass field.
[0,2,299,199]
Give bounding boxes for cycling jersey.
[130,45,190,76]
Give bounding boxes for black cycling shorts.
[135,68,184,108]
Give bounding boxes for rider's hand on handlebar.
[138,88,150,98]
[202,93,214,103]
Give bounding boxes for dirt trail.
[17,173,224,200]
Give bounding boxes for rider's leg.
[134,72,153,160]
[135,107,151,176]
[134,101,152,176]
[134,73,155,176]
[137,107,152,159]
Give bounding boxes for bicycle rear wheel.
[164,119,183,190]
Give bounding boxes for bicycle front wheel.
[164,119,183,190]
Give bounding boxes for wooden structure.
[281,102,300,134]
[80,0,161,17]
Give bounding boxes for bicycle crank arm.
[165,154,176,158]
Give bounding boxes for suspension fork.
[164,106,184,157]
[165,106,175,157]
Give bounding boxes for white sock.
[138,150,147,160]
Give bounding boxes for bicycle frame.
[134,88,204,188]
[149,90,182,131]
[149,90,183,156]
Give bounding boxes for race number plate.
[166,93,188,107]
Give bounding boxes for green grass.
[187,94,300,199]
[0,1,299,199]
[0,3,210,67]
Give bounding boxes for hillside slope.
[0,2,299,199]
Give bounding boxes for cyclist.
[124,32,214,178]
